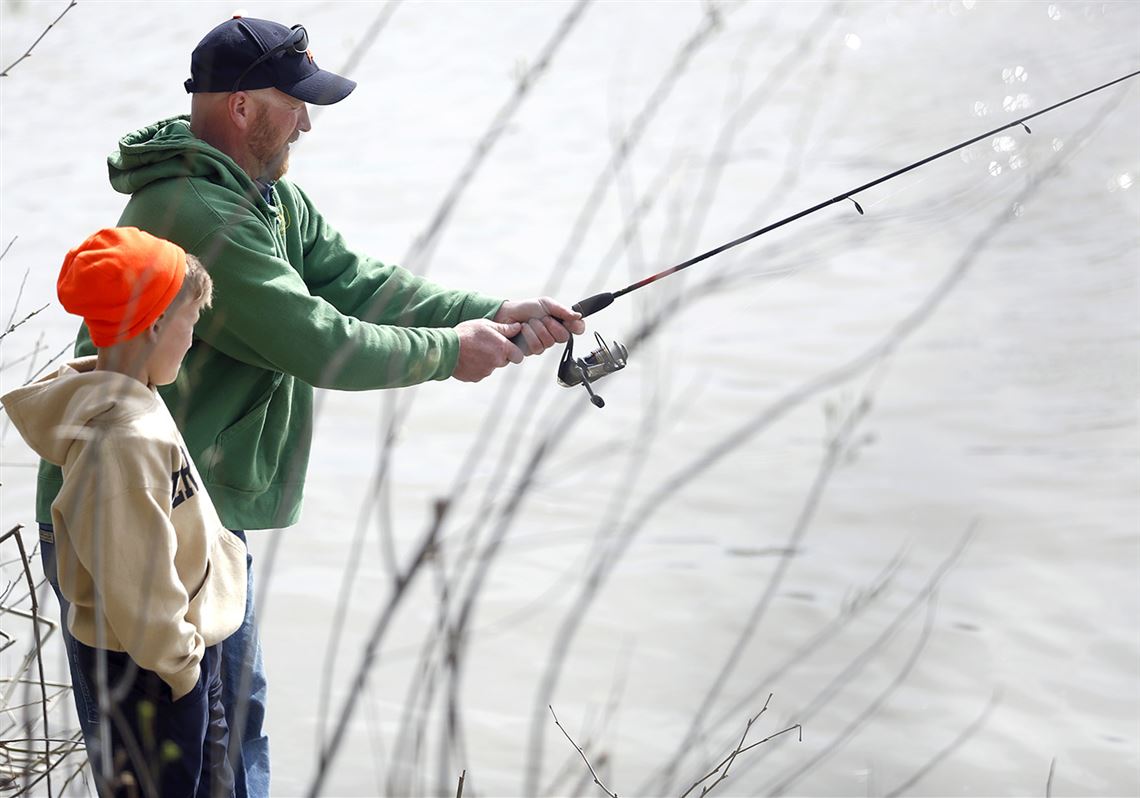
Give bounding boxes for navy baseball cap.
[184,16,356,105]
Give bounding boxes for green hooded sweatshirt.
[37,116,503,530]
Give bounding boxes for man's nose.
[298,104,312,133]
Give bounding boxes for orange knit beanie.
[57,228,186,347]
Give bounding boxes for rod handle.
[508,292,615,355]
[510,330,530,355]
[572,292,615,317]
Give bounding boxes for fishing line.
[863,173,931,212]
[525,68,1140,407]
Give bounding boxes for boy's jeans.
[73,640,232,797]
[39,525,270,798]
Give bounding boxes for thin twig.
[23,341,72,384]
[1045,756,1056,798]
[456,768,466,798]
[2,261,31,332]
[722,702,765,780]
[698,724,803,793]
[0,305,50,343]
[549,705,619,798]
[678,694,803,798]
[0,1,79,77]
[542,640,634,796]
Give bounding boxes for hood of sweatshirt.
[1,358,160,466]
[108,115,266,207]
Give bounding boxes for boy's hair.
[175,254,214,310]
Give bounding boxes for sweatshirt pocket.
[185,559,213,622]
[186,528,248,645]
[203,371,284,493]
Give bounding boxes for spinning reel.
[556,331,628,408]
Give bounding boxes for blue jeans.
[40,525,270,798]
[73,640,232,797]
[221,530,270,798]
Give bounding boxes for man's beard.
[249,107,291,182]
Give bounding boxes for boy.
[2,227,247,797]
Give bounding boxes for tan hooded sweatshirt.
[2,358,246,699]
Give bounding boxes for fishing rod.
[521,68,1140,408]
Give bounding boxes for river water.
[1,1,1137,796]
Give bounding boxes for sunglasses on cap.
[231,23,309,94]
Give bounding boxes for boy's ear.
[147,313,166,340]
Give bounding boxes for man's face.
[248,89,311,182]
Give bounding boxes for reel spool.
[556,331,628,408]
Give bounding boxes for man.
[36,16,584,798]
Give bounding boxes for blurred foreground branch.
[0,526,52,796]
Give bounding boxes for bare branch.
[679,694,803,798]
[550,705,619,798]
[23,341,72,385]
[3,267,32,334]
[0,305,50,344]
[0,1,79,78]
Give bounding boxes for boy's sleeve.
[60,449,203,700]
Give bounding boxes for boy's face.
[146,298,201,386]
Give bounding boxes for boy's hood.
[108,115,259,199]
[1,358,157,465]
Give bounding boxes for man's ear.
[229,92,253,131]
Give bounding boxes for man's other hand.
[452,319,524,382]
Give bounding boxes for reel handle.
[508,292,614,355]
